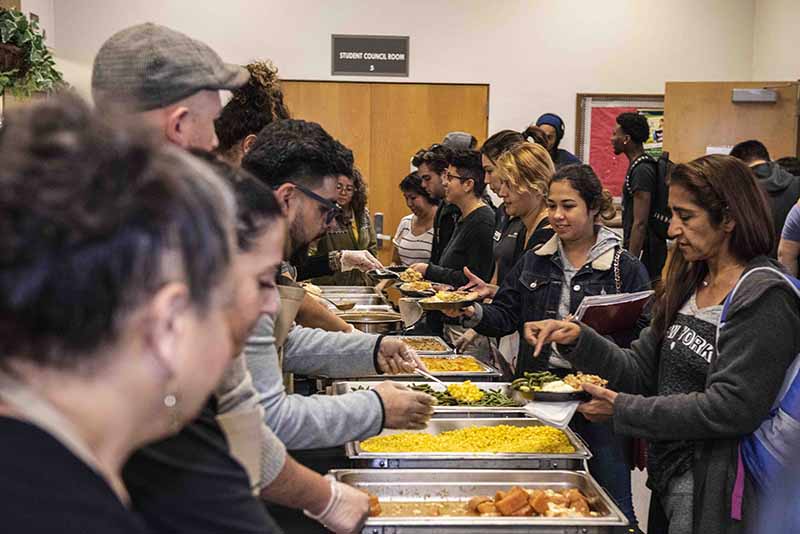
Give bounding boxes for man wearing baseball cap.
[92,23,369,534]
[524,112,581,169]
[92,22,248,151]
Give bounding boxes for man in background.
[731,139,800,251]
[414,143,459,264]
[612,111,667,281]
[527,113,581,169]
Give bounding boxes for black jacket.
[469,230,650,377]
[430,201,461,265]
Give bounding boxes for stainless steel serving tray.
[346,418,591,470]
[329,469,627,533]
[332,381,527,418]
[325,295,388,306]
[395,335,453,355]
[329,354,502,382]
[318,285,379,295]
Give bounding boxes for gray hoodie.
[559,256,800,533]
[244,316,385,450]
[752,162,800,251]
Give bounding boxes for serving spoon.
[317,295,356,311]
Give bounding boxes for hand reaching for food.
[340,250,383,272]
[459,267,498,300]
[523,320,581,356]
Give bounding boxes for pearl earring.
[164,394,177,408]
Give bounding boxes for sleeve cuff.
[461,303,483,328]
[372,334,387,374]
[370,389,386,431]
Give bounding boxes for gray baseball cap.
[92,23,249,111]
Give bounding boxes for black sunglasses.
[291,182,342,224]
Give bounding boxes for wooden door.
[663,81,800,163]
[282,81,489,264]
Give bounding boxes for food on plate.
[446,380,485,403]
[399,281,433,292]
[409,383,518,407]
[419,290,477,303]
[540,380,576,393]
[419,356,483,373]
[367,492,382,517]
[399,337,449,352]
[299,282,322,297]
[359,424,575,453]
[511,371,608,394]
[399,268,423,283]
[563,372,608,390]
[510,371,561,393]
[369,486,602,518]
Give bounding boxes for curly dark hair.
[242,119,354,190]
[214,60,291,159]
[411,143,452,175]
[337,168,369,226]
[0,94,235,369]
[616,112,650,144]
[215,60,291,156]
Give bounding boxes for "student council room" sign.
[331,35,409,77]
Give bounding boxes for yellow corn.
[447,381,485,403]
[360,425,575,454]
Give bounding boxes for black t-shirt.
[622,156,667,279]
[0,417,150,534]
[123,399,283,534]
[494,216,524,283]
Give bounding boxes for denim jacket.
[467,231,651,376]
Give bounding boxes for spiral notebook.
[574,290,654,334]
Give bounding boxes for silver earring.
[164,394,177,408]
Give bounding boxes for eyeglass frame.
[445,171,473,183]
[283,181,342,225]
[336,183,355,194]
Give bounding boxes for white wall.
[52,0,757,153]
[752,0,800,80]
[20,0,54,47]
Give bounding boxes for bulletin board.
[575,94,664,198]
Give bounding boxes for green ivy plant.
[0,8,64,97]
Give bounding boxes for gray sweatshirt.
[245,315,385,450]
[558,257,800,533]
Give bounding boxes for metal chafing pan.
[332,381,527,418]
[326,295,387,306]
[318,286,379,295]
[330,354,502,382]
[329,469,627,533]
[395,335,453,355]
[346,418,591,470]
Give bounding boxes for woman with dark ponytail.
[446,163,650,528]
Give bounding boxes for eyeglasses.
[291,182,342,225]
[446,172,472,182]
[336,183,355,194]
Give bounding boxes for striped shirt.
[392,214,434,266]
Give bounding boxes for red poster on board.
[589,106,636,197]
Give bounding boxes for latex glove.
[459,266,497,300]
[373,381,436,429]
[376,337,426,374]
[340,250,383,272]
[453,328,478,352]
[304,475,369,534]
